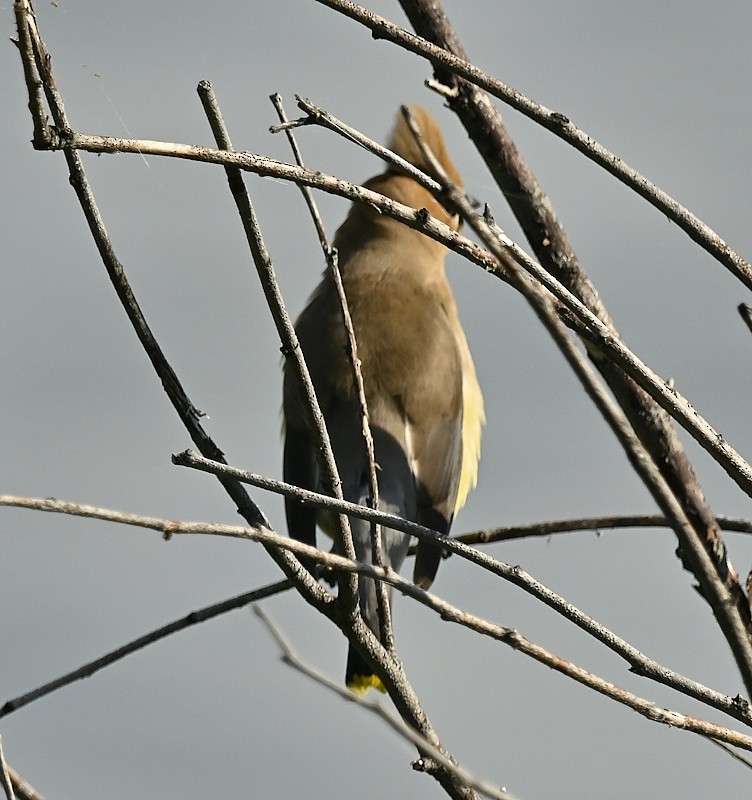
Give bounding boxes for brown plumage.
[282,106,484,693]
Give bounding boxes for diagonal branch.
[254,606,518,800]
[0,737,15,800]
[0,580,292,720]
[195,80,358,613]
[6,768,44,800]
[12,0,272,532]
[395,0,752,696]
[455,513,752,546]
[313,0,752,291]
[31,127,752,507]
[270,93,393,652]
[192,84,478,800]
[3,492,751,752]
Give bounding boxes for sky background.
[3,1,752,798]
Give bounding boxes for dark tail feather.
[413,506,450,589]
[413,539,443,590]
[346,645,387,695]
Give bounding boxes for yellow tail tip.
[347,673,387,696]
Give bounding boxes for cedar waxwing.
[283,106,484,693]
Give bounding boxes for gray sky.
[3,1,752,798]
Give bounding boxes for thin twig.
[195,80,356,598]
[0,737,14,800]
[269,93,331,252]
[269,93,392,651]
[12,0,50,148]
[69,92,742,511]
[397,0,752,693]
[329,247,393,648]
[6,768,44,800]
[313,0,752,291]
[13,0,278,542]
[194,88,472,800]
[708,739,752,771]
[396,96,752,694]
[454,514,752,546]
[254,606,518,800]
[0,580,291,719]
[5,487,749,728]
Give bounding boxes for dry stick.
[6,494,751,752]
[17,53,752,702]
[455,513,752,547]
[4,491,750,729]
[6,768,44,800]
[168,458,752,727]
[313,0,752,292]
[253,606,518,800]
[195,88,472,800]
[40,130,752,507]
[12,1,49,149]
[394,0,752,694]
[289,95,752,697]
[0,737,15,800]
[0,580,291,719]
[330,248,394,647]
[398,100,752,697]
[14,0,752,750]
[269,94,393,653]
[13,0,330,700]
[12,0,275,538]
[194,81,356,614]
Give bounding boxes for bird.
[282,105,484,694]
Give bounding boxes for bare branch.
[455,514,752,546]
[12,0,50,148]
[6,768,44,800]
[0,737,15,800]
[254,606,518,800]
[42,110,751,517]
[6,486,748,728]
[394,0,752,695]
[269,94,392,651]
[0,580,291,720]
[313,0,752,291]
[195,79,357,603]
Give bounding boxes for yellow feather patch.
[455,334,485,515]
[347,673,387,696]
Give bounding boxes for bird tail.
[342,431,415,695]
